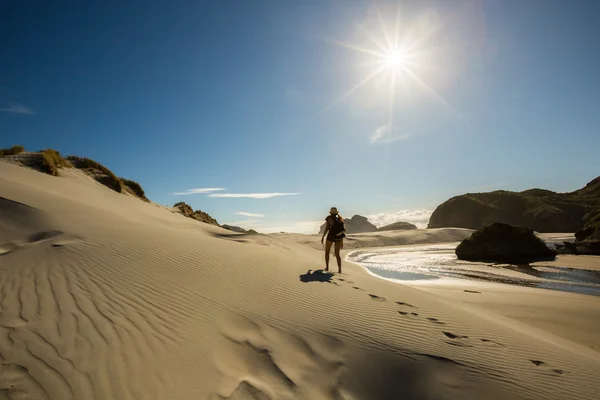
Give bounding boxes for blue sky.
[2,0,599,233]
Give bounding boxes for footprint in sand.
[480,339,506,348]
[530,360,565,375]
[443,331,468,340]
[352,286,363,291]
[464,290,481,294]
[395,301,416,308]
[398,311,419,317]
[443,331,473,347]
[368,294,386,302]
[426,317,445,325]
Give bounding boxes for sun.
[321,1,459,124]
[383,49,406,69]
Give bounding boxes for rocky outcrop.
[377,221,417,232]
[575,226,595,241]
[222,225,247,233]
[555,240,600,255]
[455,223,557,263]
[173,202,219,226]
[318,215,378,235]
[575,217,600,241]
[428,177,600,233]
[557,215,600,255]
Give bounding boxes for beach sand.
[2,159,600,399]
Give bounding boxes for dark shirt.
[326,215,345,242]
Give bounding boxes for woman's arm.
[321,218,330,243]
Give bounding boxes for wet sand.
[347,241,600,297]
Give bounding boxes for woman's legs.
[325,240,333,271]
[334,240,343,273]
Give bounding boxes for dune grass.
[40,148,70,176]
[1,146,147,202]
[0,145,26,157]
[121,178,148,201]
[67,155,124,193]
[66,156,148,200]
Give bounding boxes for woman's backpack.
[330,215,345,236]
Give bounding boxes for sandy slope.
[415,281,600,353]
[277,228,473,251]
[2,159,600,399]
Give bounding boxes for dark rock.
[575,226,595,241]
[555,240,600,255]
[455,223,557,263]
[377,221,417,232]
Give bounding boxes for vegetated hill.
[428,177,600,235]
[318,215,377,235]
[574,177,600,240]
[1,145,149,201]
[376,221,417,232]
[2,145,225,230]
[173,202,219,226]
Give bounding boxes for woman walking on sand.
[321,207,347,273]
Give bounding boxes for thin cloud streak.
[369,124,410,144]
[370,125,388,143]
[1,104,34,114]
[170,188,226,195]
[209,193,300,199]
[235,212,265,218]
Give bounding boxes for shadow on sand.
[300,269,335,283]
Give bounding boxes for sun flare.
[383,49,406,69]
[322,1,458,128]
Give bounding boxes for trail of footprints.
[335,276,566,376]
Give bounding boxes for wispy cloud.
[235,212,265,218]
[170,188,226,195]
[1,103,34,115]
[209,193,300,199]
[369,124,409,144]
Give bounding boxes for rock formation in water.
[455,222,557,263]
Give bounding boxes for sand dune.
[279,227,473,251]
[1,159,600,399]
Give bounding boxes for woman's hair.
[328,207,343,222]
[327,213,343,222]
